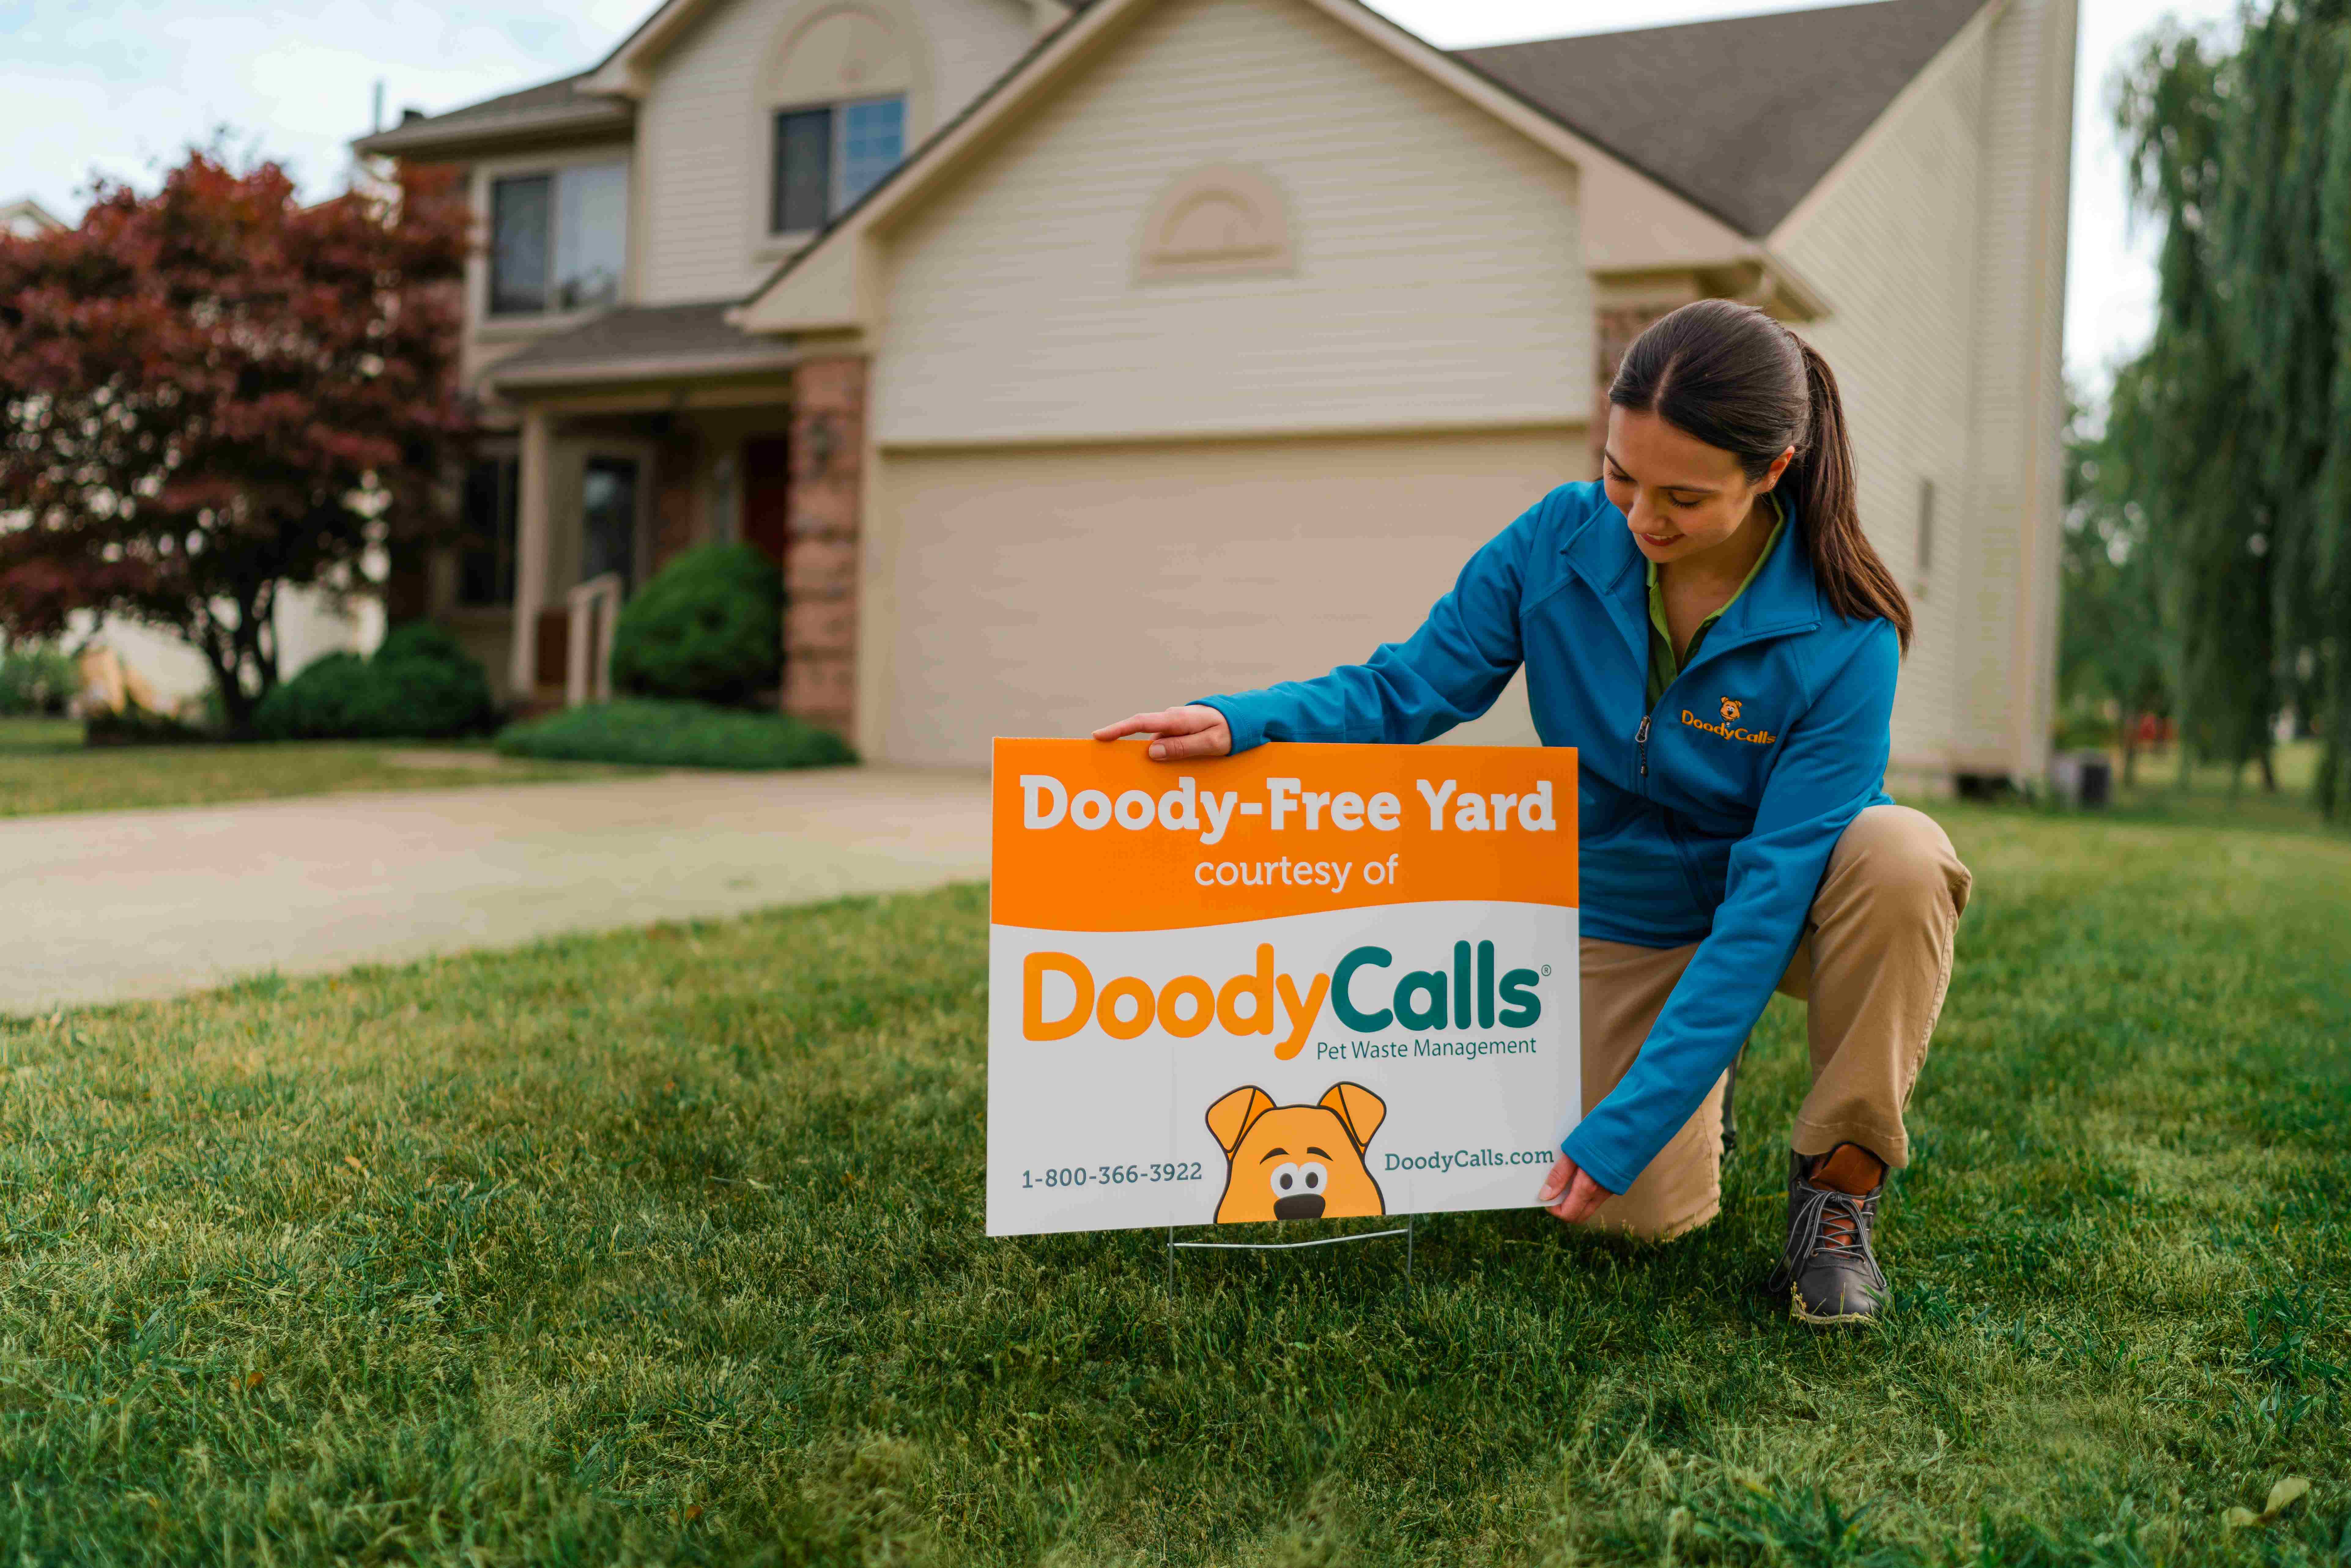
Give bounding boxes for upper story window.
[760,2,916,239]
[771,96,905,234]
[489,161,627,317]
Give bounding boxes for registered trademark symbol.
[1541,965,1552,977]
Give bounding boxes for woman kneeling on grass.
[1096,300,1972,1328]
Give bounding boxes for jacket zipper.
[1636,611,1812,794]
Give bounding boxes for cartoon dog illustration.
[1205,1082,1387,1222]
[1720,697,1743,722]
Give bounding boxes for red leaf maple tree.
[0,151,470,734]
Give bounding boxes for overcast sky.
[3,0,2237,397]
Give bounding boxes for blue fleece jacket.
[1200,481,1897,1196]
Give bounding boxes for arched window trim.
[1136,164,1295,283]
[752,0,933,250]
[765,1,916,107]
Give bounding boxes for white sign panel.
[987,740,1581,1237]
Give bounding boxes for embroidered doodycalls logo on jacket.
[1682,698,1777,746]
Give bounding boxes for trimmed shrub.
[254,622,495,741]
[253,651,371,740]
[368,622,498,736]
[84,702,210,747]
[609,543,782,707]
[495,698,855,770]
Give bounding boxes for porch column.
[508,404,553,701]
[783,357,867,740]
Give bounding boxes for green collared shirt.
[1645,496,1786,708]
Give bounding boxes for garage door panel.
[877,431,1588,765]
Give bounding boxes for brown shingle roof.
[1452,0,1990,237]
[371,0,1988,259]
[353,71,631,157]
[487,301,797,389]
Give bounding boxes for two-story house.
[355,0,2075,790]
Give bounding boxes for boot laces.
[1815,1189,1866,1256]
[1787,1183,1874,1270]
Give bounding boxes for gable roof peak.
[738,0,1811,334]
[584,0,1057,98]
[1451,0,1993,237]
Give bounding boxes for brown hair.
[1608,298,1912,652]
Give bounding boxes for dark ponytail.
[1609,299,1912,652]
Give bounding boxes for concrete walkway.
[6,768,992,1014]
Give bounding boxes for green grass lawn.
[0,716,623,817]
[4,801,2349,1564]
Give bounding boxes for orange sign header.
[990,739,1578,933]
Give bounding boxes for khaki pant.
[1578,804,1972,1240]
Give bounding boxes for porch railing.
[565,573,624,708]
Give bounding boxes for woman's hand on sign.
[1537,1153,1613,1225]
[1091,705,1232,761]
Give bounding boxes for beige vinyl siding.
[865,431,1589,765]
[636,0,1034,306]
[869,0,1591,446]
[1949,0,2075,777]
[1769,10,1995,774]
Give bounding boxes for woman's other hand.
[1091,705,1232,761]
[1536,1153,1612,1225]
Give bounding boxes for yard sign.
[987,739,1580,1237]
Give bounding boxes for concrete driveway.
[6,767,991,1014]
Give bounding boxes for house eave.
[582,0,1073,99]
[577,0,752,99]
[488,348,803,392]
[352,103,635,160]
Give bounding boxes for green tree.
[2059,380,2171,784]
[2112,20,2274,793]
[2215,1,2347,782]
[2112,5,2351,813]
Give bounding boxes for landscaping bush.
[495,697,854,770]
[253,622,495,741]
[609,543,782,707]
[252,651,370,740]
[0,641,79,715]
[84,701,213,746]
[369,622,498,735]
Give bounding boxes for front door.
[581,456,642,592]
[742,436,791,566]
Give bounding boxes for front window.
[489,161,626,317]
[771,96,905,234]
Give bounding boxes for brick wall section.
[1590,303,1679,462]
[782,356,866,739]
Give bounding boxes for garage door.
[870,428,1588,766]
